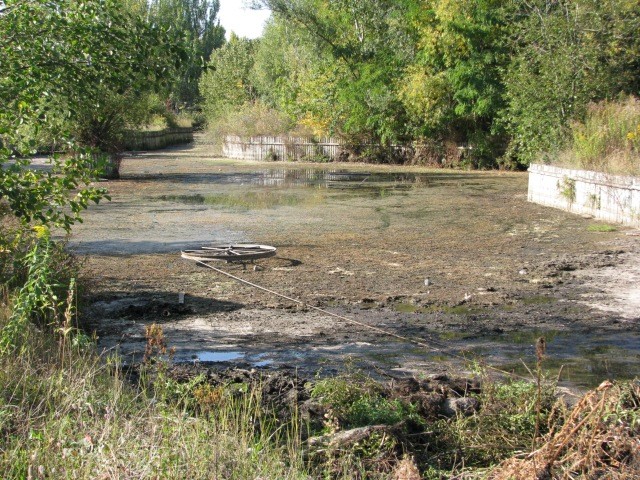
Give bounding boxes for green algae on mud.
[393,301,488,316]
[157,190,324,210]
[520,295,558,306]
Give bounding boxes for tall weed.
[427,378,559,472]
[554,96,640,175]
[0,226,77,353]
[209,102,296,140]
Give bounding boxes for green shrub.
[502,0,640,168]
[311,377,417,430]
[428,378,559,469]
[209,102,295,140]
[0,226,79,353]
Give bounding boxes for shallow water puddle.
[175,330,639,389]
[194,351,243,362]
[143,168,432,187]
[149,168,463,207]
[185,350,273,367]
[493,332,640,387]
[434,330,640,388]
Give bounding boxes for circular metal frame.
[181,244,277,262]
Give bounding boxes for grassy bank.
[1,310,638,479]
[0,315,308,479]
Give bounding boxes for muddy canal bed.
[72,142,640,389]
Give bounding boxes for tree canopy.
[148,0,225,107]
[206,0,639,167]
[0,0,185,229]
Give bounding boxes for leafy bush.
[311,377,417,430]
[501,0,640,167]
[200,36,257,123]
[209,102,295,140]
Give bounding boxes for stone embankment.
[528,163,640,227]
[123,127,194,151]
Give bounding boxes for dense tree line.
[201,0,639,168]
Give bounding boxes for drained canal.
[72,142,640,390]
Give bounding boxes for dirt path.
[73,141,640,387]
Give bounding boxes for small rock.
[441,397,480,417]
[519,268,528,275]
[308,425,390,450]
[424,278,432,286]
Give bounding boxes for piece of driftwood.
[307,424,391,451]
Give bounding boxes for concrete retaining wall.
[528,163,640,226]
[223,136,342,162]
[123,128,194,151]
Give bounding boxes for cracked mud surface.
[71,140,640,388]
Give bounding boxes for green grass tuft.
[588,223,618,232]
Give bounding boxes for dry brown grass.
[490,380,640,480]
[391,456,421,480]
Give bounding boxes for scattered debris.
[328,267,354,276]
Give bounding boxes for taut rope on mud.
[182,251,530,382]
